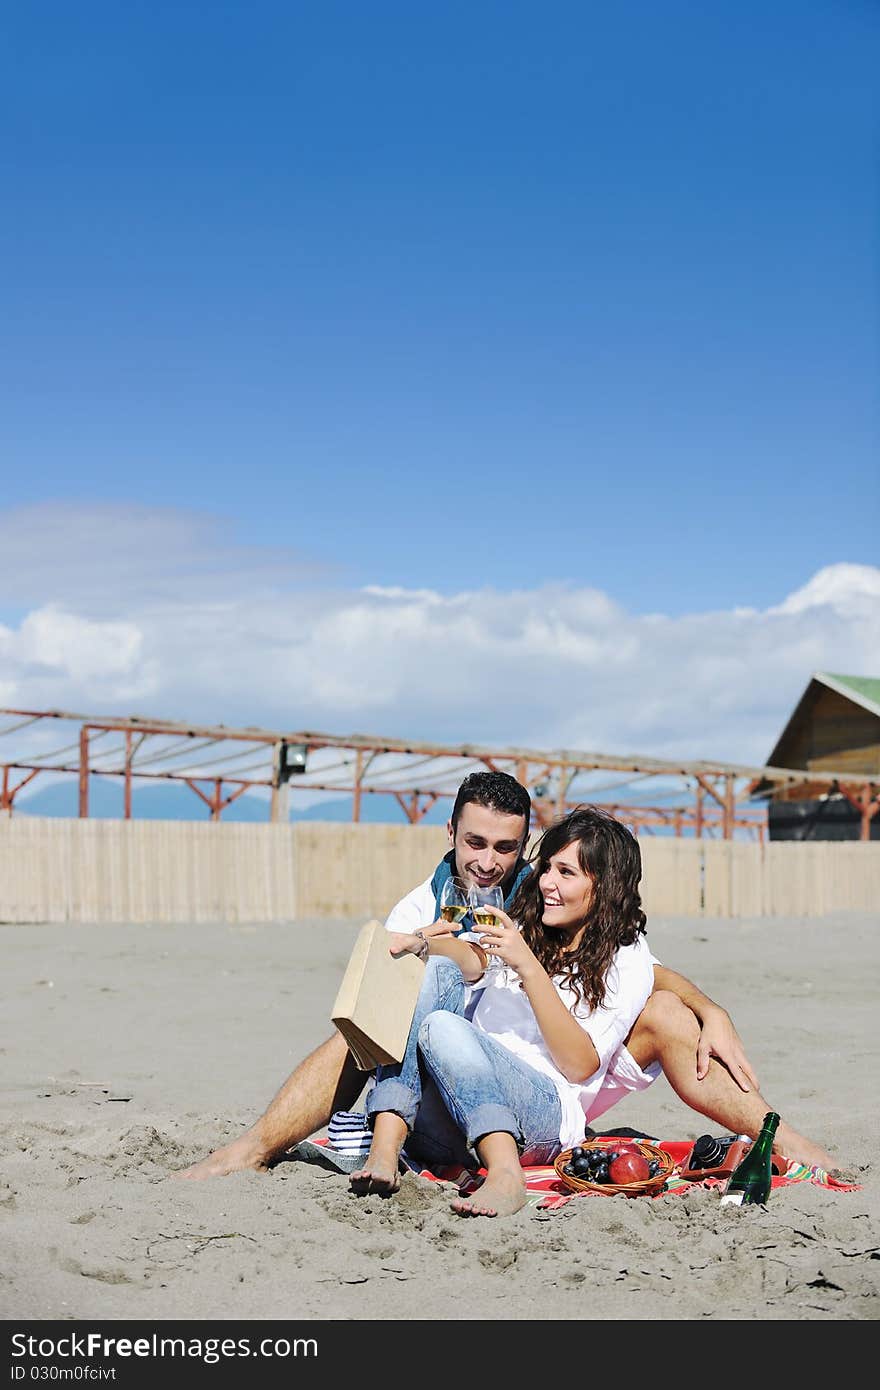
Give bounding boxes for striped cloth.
[327,1109,372,1157]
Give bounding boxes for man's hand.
[651,964,761,1093]
[696,1004,760,1092]
[423,919,456,939]
[386,920,453,958]
[386,931,425,959]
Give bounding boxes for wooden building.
[754,671,880,840]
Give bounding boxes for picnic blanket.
[418,1139,862,1210]
[292,1128,861,1210]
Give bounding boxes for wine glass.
[468,883,505,980]
[438,876,470,931]
[468,882,504,926]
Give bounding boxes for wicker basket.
[554,1138,675,1197]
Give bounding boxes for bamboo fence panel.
[639,839,704,916]
[0,818,877,923]
[703,840,764,918]
[292,823,448,919]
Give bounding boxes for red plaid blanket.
[414,1139,862,1209]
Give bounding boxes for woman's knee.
[418,1008,470,1057]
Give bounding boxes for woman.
[350,805,657,1218]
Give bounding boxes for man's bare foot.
[349,1141,401,1196]
[451,1167,526,1218]
[173,1132,270,1181]
[773,1123,836,1174]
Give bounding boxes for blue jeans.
[365,956,562,1169]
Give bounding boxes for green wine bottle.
[719,1111,780,1206]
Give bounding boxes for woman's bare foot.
[451,1166,526,1218]
[349,1140,401,1196]
[173,1131,270,1181]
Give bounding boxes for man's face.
[448,802,529,894]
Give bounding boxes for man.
[176,771,531,1180]
[176,770,836,1181]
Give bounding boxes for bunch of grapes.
[562,1143,663,1185]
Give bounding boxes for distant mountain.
[14,780,722,838]
[14,779,453,825]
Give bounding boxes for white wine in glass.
[468,883,504,928]
[439,876,469,928]
[469,884,513,982]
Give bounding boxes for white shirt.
[470,935,657,1150]
[383,875,438,935]
[384,874,660,1150]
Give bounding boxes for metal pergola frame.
[1,706,877,839]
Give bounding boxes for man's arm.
[386,930,487,982]
[651,964,760,1092]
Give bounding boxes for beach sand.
[1,912,877,1322]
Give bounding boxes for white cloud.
[0,605,157,705]
[0,506,877,769]
[770,563,880,617]
[0,502,329,611]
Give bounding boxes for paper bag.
[331,919,425,1070]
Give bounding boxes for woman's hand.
[476,907,536,980]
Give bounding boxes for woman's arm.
[518,966,600,1083]
[476,911,600,1083]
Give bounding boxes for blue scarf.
[430,850,532,933]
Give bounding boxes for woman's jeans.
[365,956,562,1170]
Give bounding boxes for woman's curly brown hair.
[508,805,648,1012]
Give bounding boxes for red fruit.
[608,1151,651,1184]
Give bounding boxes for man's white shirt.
[383,875,438,936]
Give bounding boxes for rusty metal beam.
[78,727,89,819]
[1,766,41,811]
[352,749,364,824]
[184,779,215,812]
[0,706,862,787]
[836,782,880,842]
[124,730,133,821]
[723,775,735,840]
[695,773,725,810]
[1,705,872,842]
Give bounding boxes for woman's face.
[538,840,594,930]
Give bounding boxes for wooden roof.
[758,671,880,794]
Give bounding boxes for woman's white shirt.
[470,935,656,1150]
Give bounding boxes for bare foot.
[349,1142,401,1196]
[451,1167,526,1218]
[773,1123,836,1174]
[173,1132,270,1181]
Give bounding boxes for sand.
[1,912,877,1323]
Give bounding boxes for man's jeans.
[365,956,562,1170]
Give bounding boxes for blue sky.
[1,2,878,776]
[4,0,877,610]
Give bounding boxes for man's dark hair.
[450,770,531,832]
